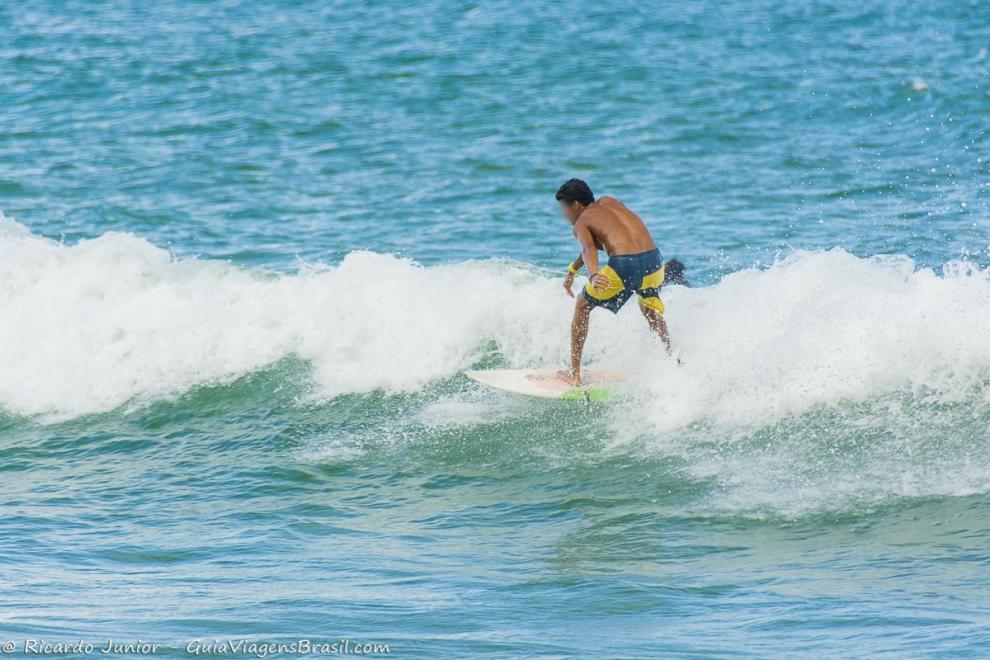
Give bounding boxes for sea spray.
[5,212,990,435]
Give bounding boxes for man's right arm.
[574,222,615,293]
[573,223,600,276]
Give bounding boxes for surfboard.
[463,369,625,401]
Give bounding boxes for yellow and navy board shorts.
[583,248,666,315]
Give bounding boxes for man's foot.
[557,369,581,386]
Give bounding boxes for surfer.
[557,178,671,385]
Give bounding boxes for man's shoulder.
[595,195,627,211]
[582,198,621,223]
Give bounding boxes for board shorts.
[583,248,666,315]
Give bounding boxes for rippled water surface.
[2,0,990,656]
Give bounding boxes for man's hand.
[563,272,576,298]
[590,271,610,293]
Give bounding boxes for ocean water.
[2,0,990,656]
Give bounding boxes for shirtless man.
[556,178,671,384]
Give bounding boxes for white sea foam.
[633,249,990,433]
[4,212,990,434]
[0,212,592,419]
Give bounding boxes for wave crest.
[4,212,990,429]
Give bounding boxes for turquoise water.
[3,0,990,656]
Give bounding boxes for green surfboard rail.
[560,388,612,402]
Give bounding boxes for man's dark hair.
[555,178,594,206]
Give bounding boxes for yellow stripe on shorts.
[584,265,624,301]
[638,296,665,315]
[640,265,665,290]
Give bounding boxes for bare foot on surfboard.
[556,369,581,386]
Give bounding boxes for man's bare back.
[575,196,657,257]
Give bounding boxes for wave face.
[5,211,990,515]
[4,211,990,430]
[0,213,565,419]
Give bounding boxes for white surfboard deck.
[464,369,626,401]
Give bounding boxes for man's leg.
[560,295,593,384]
[639,303,672,355]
